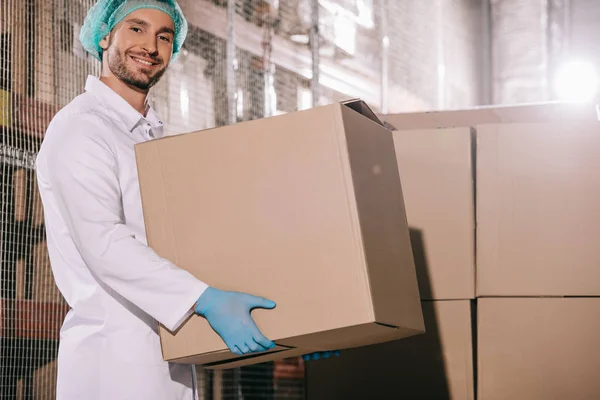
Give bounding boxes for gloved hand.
[302,350,340,361]
[195,287,276,356]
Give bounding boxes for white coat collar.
[84,75,164,137]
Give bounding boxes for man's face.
[100,8,175,91]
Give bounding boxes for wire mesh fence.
[0,0,481,398]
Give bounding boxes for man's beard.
[106,42,167,91]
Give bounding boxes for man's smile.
[130,55,158,67]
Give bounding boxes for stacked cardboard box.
[306,301,475,399]
[477,298,600,399]
[410,102,599,400]
[306,121,476,399]
[137,98,600,395]
[307,101,600,400]
[475,115,600,399]
[136,100,425,369]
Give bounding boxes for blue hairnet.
[79,0,188,62]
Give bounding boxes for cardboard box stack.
[135,100,425,369]
[137,98,600,396]
[306,116,477,399]
[475,111,600,400]
[306,300,475,400]
[307,101,600,400]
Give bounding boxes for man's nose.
[141,35,158,55]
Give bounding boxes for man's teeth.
[133,57,153,66]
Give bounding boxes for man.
[36,1,332,399]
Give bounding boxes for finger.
[252,330,275,350]
[322,351,331,358]
[249,320,275,349]
[224,339,241,355]
[244,294,276,310]
[239,343,251,354]
[333,350,340,357]
[230,345,243,356]
[302,355,310,361]
[246,340,260,353]
[311,352,321,360]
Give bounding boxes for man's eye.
[130,27,142,33]
[159,35,172,43]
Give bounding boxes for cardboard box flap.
[206,347,308,370]
[340,105,424,329]
[341,99,384,127]
[382,101,600,130]
[199,345,295,368]
[167,343,296,366]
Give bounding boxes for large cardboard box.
[478,298,600,400]
[135,100,424,368]
[382,101,598,130]
[393,128,475,300]
[306,300,475,400]
[477,121,600,296]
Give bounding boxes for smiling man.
[35,1,283,399]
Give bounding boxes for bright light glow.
[236,88,244,119]
[290,34,310,45]
[319,0,374,29]
[382,36,389,48]
[333,14,356,55]
[180,85,189,118]
[298,87,313,110]
[554,61,599,102]
[356,0,374,27]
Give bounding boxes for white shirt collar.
[84,75,164,136]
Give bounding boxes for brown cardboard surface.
[136,101,424,366]
[12,168,27,222]
[340,105,423,329]
[382,101,598,130]
[34,0,55,107]
[0,89,11,128]
[15,260,25,300]
[477,121,600,296]
[33,240,62,303]
[306,300,474,400]
[202,347,308,370]
[165,342,293,366]
[393,128,474,299]
[8,1,27,97]
[478,298,600,400]
[31,172,45,226]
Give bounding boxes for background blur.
[0,0,599,398]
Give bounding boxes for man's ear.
[99,34,110,51]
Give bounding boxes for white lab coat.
[36,76,208,400]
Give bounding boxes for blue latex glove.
[302,350,340,361]
[195,287,276,355]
